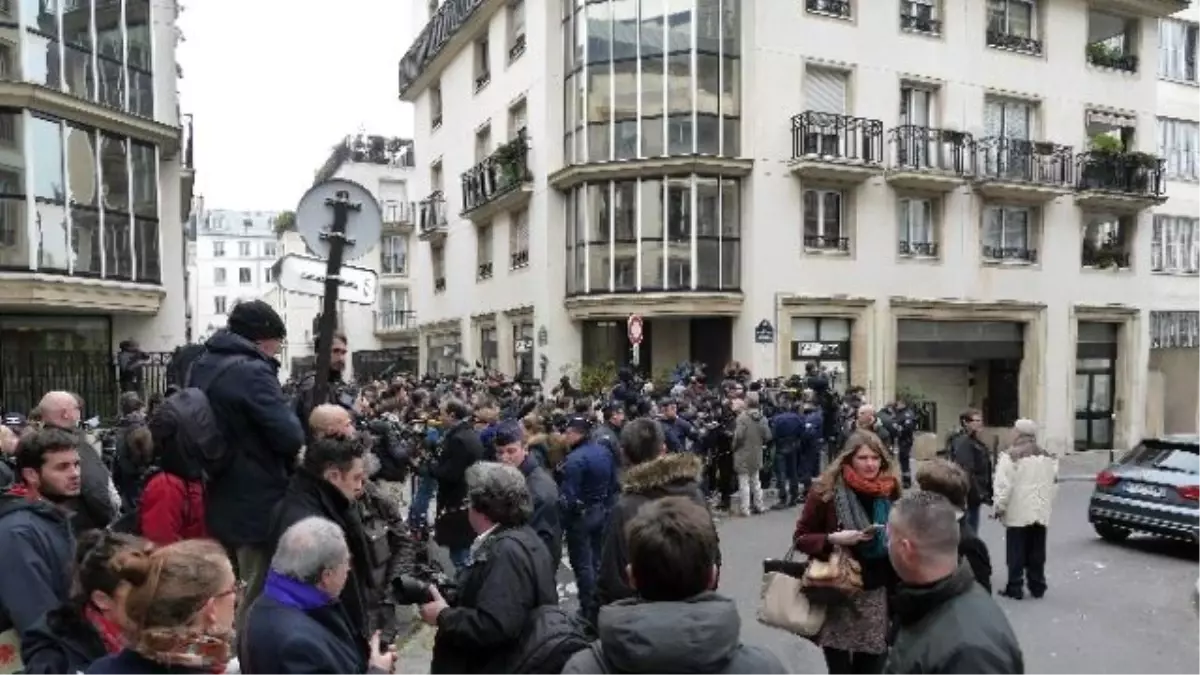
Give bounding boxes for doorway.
[1075,322,1118,450]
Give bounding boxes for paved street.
[398,468,1198,674]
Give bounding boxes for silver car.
[1087,435,1200,544]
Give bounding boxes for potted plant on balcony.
[1081,135,1123,190]
[493,138,527,188]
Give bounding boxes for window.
[214,267,227,285]
[239,267,252,284]
[508,99,528,140]
[238,241,251,257]
[806,0,851,19]
[804,68,848,115]
[513,323,534,379]
[507,0,526,61]
[987,0,1037,47]
[475,125,492,164]
[431,84,443,129]
[431,162,444,193]
[265,266,273,283]
[213,295,227,315]
[477,223,494,280]
[900,0,939,34]
[802,189,847,252]
[433,247,446,292]
[379,288,412,329]
[510,208,530,269]
[983,205,1036,262]
[1158,118,1199,182]
[263,242,277,258]
[1081,216,1132,269]
[381,235,407,275]
[898,197,937,257]
[474,38,491,90]
[984,97,1032,139]
[213,241,226,257]
[1159,19,1198,82]
[480,326,499,372]
[900,86,934,128]
[1152,215,1200,274]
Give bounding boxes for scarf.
[131,627,231,673]
[834,466,897,559]
[263,571,335,611]
[83,605,126,655]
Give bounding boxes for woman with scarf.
[21,531,150,673]
[794,430,902,674]
[84,539,239,674]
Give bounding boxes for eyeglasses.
[217,579,247,604]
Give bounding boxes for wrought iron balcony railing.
[791,112,884,164]
[1087,43,1138,72]
[900,1,940,33]
[1081,247,1131,269]
[1076,151,1165,197]
[987,28,1042,55]
[181,114,194,170]
[477,261,493,280]
[889,126,974,174]
[510,249,529,269]
[806,0,850,18]
[419,192,448,234]
[344,134,415,167]
[899,241,939,257]
[509,34,526,61]
[461,129,531,213]
[982,245,1038,263]
[434,276,447,292]
[398,0,487,97]
[375,310,417,331]
[804,235,851,252]
[974,137,1074,186]
[382,200,416,225]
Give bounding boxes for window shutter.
[804,68,847,115]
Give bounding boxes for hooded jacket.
[732,409,771,475]
[561,593,785,674]
[20,604,108,674]
[0,486,75,638]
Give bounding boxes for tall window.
[213,295,227,315]
[263,242,277,258]
[477,223,494,280]
[507,0,526,61]
[379,287,411,328]
[1159,19,1198,83]
[212,240,225,257]
[1152,215,1200,274]
[1158,118,1199,182]
[238,241,251,257]
[802,189,844,250]
[480,326,499,371]
[475,125,491,164]
[510,207,529,269]
[381,234,407,275]
[983,205,1034,261]
[508,98,528,140]
[987,0,1036,40]
[238,267,252,284]
[898,197,936,256]
[130,141,159,282]
[430,83,443,129]
[984,97,1032,139]
[214,267,226,285]
[563,0,741,164]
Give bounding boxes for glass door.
[1074,367,1115,450]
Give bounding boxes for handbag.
[801,544,863,605]
[757,546,826,638]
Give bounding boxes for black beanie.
[227,300,287,342]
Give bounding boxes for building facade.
[186,208,281,340]
[261,134,418,381]
[0,0,190,417]
[400,0,1199,452]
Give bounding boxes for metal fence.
[0,350,174,421]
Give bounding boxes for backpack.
[149,356,248,482]
[503,605,593,674]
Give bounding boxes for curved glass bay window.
[13,110,160,281]
[13,0,156,118]
[563,0,741,164]
[566,175,739,294]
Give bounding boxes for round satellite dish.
[294,178,382,262]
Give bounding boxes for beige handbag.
[0,627,22,675]
[757,546,826,638]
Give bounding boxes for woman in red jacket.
[137,425,208,545]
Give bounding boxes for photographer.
[431,398,485,571]
[419,462,558,674]
[116,340,149,396]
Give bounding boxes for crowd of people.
[0,298,1063,674]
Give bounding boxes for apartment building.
[187,208,281,340]
[262,133,419,380]
[0,0,191,415]
[399,0,1198,452]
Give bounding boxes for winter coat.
[562,593,785,674]
[559,440,618,510]
[732,409,771,475]
[240,594,368,675]
[45,426,118,534]
[0,486,75,639]
[950,431,993,507]
[138,472,208,545]
[659,417,696,454]
[187,329,305,547]
[993,436,1058,528]
[85,648,212,674]
[110,413,148,510]
[430,421,485,552]
[884,562,1024,674]
[430,525,559,674]
[0,458,13,489]
[20,604,108,674]
[518,454,562,567]
[794,488,898,592]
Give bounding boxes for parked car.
[1088,435,1199,544]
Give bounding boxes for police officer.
[658,399,698,453]
[591,401,624,458]
[558,415,616,620]
[882,397,918,488]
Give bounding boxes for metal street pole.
[310,190,361,406]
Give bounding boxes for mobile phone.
[861,524,882,535]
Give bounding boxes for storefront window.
[426,333,461,376]
[513,323,534,380]
[480,326,499,372]
[789,317,852,392]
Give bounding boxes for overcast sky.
[177,0,416,212]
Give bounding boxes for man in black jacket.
[949,408,992,534]
[294,333,355,440]
[431,397,485,570]
[594,418,716,623]
[267,434,375,648]
[494,422,562,568]
[36,392,118,533]
[884,492,1023,674]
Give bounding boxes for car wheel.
[1094,523,1131,542]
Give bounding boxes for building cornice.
[0,273,165,314]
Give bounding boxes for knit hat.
[227,300,287,341]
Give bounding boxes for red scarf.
[83,605,126,655]
[841,464,898,498]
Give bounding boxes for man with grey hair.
[242,516,396,674]
[884,492,1023,674]
[432,396,486,570]
[732,392,771,516]
[993,418,1057,600]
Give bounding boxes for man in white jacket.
[993,418,1058,600]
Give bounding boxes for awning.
[1087,109,1137,128]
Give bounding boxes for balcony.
[509,34,526,62]
[886,126,974,193]
[1075,151,1166,212]
[972,137,1074,204]
[804,235,851,253]
[982,245,1038,264]
[510,249,529,270]
[806,0,851,19]
[417,192,449,244]
[789,112,884,184]
[1086,43,1138,72]
[899,241,939,257]
[374,309,418,336]
[461,129,532,223]
[477,261,494,280]
[986,28,1042,55]
[381,200,416,231]
[398,0,500,101]
[1081,246,1132,270]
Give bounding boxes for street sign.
[295,179,382,262]
[515,337,534,353]
[754,319,775,344]
[627,315,644,345]
[273,254,378,305]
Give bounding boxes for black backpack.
[503,605,593,674]
[149,356,248,482]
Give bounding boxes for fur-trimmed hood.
[622,452,704,494]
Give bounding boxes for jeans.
[736,472,764,515]
[564,504,607,618]
[407,473,438,528]
[773,446,800,505]
[965,504,981,534]
[799,441,822,490]
[1005,524,1048,596]
[897,443,913,486]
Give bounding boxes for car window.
[1120,442,1200,474]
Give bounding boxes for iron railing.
[352,348,420,382]
[462,129,531,213]
[804,235,851,252]
[510,249,529,269]
[374,310,418,332]
[806,0,850,18]
[974,137,1074,186]
[0,350,175,422]
[791,112,884,164]
[1081,246,1131,269]
[477,261,494,279]
[899,241,939,257]
[1087,43,1138,72]
[982,245,1038,263]
[419,192,448,235]
[434,276,446,292]
[900,0,940,33]
[986,28,1042,54]
[889,126,974,174]
[1076,151,1165,197]
[382,200,416,226]
[398,0,488,97]
[509,34,526,61]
